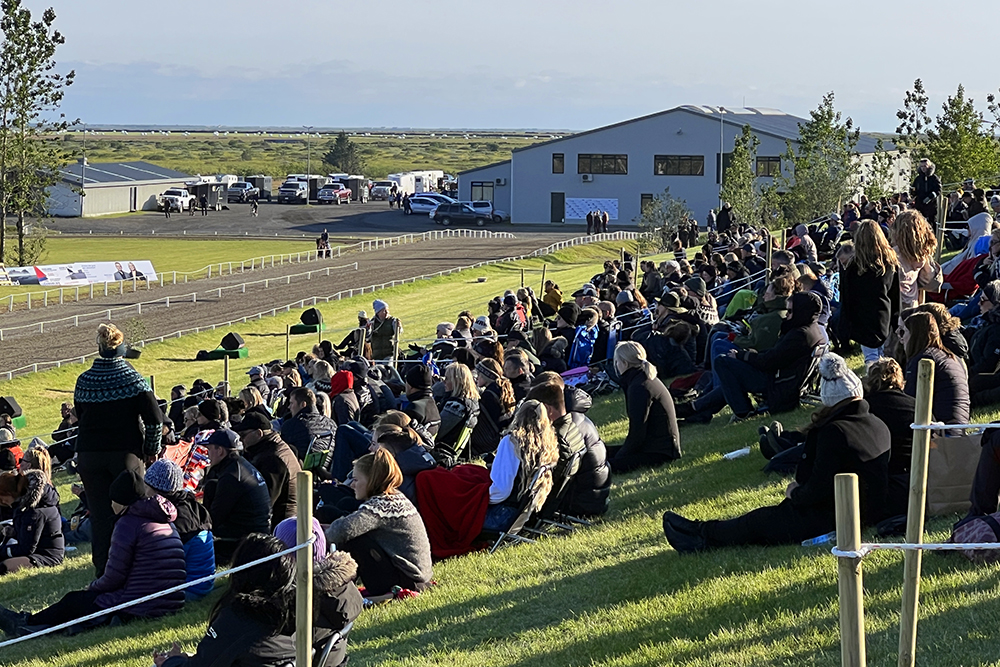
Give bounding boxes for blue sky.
[45,0,1000,132]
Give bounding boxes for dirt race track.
[0,234,567,373]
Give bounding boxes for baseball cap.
[205,428,241,449]
[247,365,265,377]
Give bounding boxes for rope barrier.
[908,421,1000,431]
[0,535,317,650]
[831,541,1000,560]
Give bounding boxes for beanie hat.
[329,369,354,396]
[983,280,1000,306]
[615,290,633,306]
[558,302,581,326]
[198,399,222,423]
[110,467,146,507]
[144,459,185,494]
[0,449,16,471]
[274,517,328,562]
[405,363,433,390]
[685,277,707,299]
[818,353,864,407]
[436,322,455,337]
[475,360,500,383]
[373,299,388,314]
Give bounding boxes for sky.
[38,0,1000,132]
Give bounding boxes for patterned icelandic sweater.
[325,492,433,585]
[74,356,164,456]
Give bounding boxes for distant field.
[56,133,543,180]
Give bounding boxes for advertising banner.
[5,260,157,286]
[565,198,619,221]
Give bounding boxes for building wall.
[457,162,512,214]
[509,109,794,225]
[48,180,187,217]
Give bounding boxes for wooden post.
[295,470,314,667]
[286,325,291,362]
[223,355,230,398]
[765,230,773,275]
[898,358,935,667]
[540,263,547,295]
[149,374,155,395]
[935,194,947,264]
[520,268,524,288]
[835,473,866,667]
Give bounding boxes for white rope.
[831,541,1000,560]
[909,422,1000,431]
[0,535,316,650]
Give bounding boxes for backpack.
[950,512,1000,564]
[569,325,598,369]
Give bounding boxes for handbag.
[926,432,982,516]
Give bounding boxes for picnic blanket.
[416,464,491,559]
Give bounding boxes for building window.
[470,181,494,202]
[716,152,733,184]
[552,153,564,174]
[756,156,781,178]
[640,193,654,211]
[654,155,705,176]
[577,154,628,175]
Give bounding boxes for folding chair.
[799,343,831,407]
[527,447,586,534]
[315,621,354,667]
[484,463,554,554]
[302,429,336,473]
[452,424,473,463]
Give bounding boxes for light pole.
[718,106,726,207]
[80,124,87,216]
[303,126,314,205]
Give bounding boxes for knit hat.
[232,411,272,433]
[818,353,864,407]
[983,280,1000,306]
[198,399,222,423]
[0,428,18,445]
[373,299,388,315]
[206,428,241,449]
[658,291,688,313]
[0,449,15,471]
[274,517,327,562]
[558,302,581,326]
[685,277,707,299]
[405,363,433,390]
[329,370,354,396]
[436,322,455,337]
[615,290,634,306]
[475,360,500,383]
[144,459,184,494]
[110,468,146,507]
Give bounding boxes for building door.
[129,187,138,212]
[550,192,565,223]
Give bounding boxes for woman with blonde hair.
[20,446,52,483]
[607,342,681,472]
[434,363,481,462]
[892,210,942,310]
[237,386,270,420]
[838,220,901,366]
[325,449,432,600]
[470,358,516,456]
[484,400,559,531]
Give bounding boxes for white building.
[47,160,192,217]
[458,105,908,226]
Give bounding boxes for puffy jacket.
[3,470,64,567]
[91,496,186,618]
[569,325,598,368]
[280,407,337,459]
[968,310,1000,375]
[312,551,365,667]
[370,316,400,360]
[393,444,437,505]
[200,453,272,542]
[905,347,970,426]
[245,431,302,529]
[566,407,612,516]
[404,389,441,437]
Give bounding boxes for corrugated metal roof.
[514,106,891,154]
[58,161,191,186]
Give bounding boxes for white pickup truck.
[160,188,196,212]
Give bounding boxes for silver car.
[407,196,440,216]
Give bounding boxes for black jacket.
[471,383,513,456]
[404,389,441,437]
[245,432,302,530]
[567,409,611,516]
[617,366,682,460]
[200,453,272,542]
[3,471,64,566]
[332,389,360,427]
[838,264,900,348]
[162,490,212,543]
[968,310,1000,376]
[392,444,437,505]
[737,291,825,413]
[905,347,970,426]
[280,407,337,460]
[636,330,697,381]
[913,170,941,219]
[864,389,918,477]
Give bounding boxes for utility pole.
[718,106,726,207]
[81,124,87,216]
[303,126,314,205]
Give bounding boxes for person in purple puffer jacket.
[0,468,186,637]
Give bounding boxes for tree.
[633,187,692,252]
[0,1,74,266]
[322,131,365,174]
[895,78,931,161]
[719,124,760,228]
[862,139,896,201]
[778,92,859,222]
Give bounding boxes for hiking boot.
[662,511,702,536]
[0,607,29,636]
[663,520,707,554]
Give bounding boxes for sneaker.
[0,607,29,636]
[728,412,753,425]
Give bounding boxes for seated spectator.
[526,379,587,516]
[310,360,335,395]
[403,364,441,437]
[280,387,337,459]
[233,412,301,530]
[555,303,580,342]
[503,354,533,402]
[901,312,970,426]
[862,358,917,477]
[237,386,271,421]
[606,342,682,472]
[19,446,51,482]
[964,280,1000,406]
[970,428,1000,517]
[434,364,480,462]
[568,308,601,368]
[50,402,77,465]
[246,366,271,405]
[562,385,612,516]
[663,354,891,551]
[534,327,568,374]
[0,469,64,575]
[329,370,360,426]
[374,425,437,505]
[471,359,516,457]
[144,459,215,601]
[325,450,433,601]
[198,429,272,566]
[907,302,968,359]
[1,468,185,636]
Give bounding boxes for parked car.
[407,196,440,216]
[277,181,309,204]
[432,203,490,227]
[371,181,394,200]
[227,182,260,203]
[463,200,508,223]
[317,182,352,205]
[160,188,195,212]
[414,193,456,206]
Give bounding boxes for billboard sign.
[5,260,157,286]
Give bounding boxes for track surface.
[0,235,565,372]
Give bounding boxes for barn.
[47,160,192,217]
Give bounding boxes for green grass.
[2,241,1000,667]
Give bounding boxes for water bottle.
[722,447,751,460]
[801,531,836,547]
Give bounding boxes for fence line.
[0,231,640,380]
[1,228,517,314]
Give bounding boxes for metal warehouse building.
[47,160,192,217]
[458,105,907,226]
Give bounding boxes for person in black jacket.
[664,354,891,551]
[901,312,970,427]
[434,364,480,463]
[403,364,441,437]
[606,342,682,473]
[965,280,1000,406]
[837,221,900,366]
[234,413,301,531]
[527,378,587,518]
[912,158,941,226]
[0,470,64,575]
[563,386,611,516]
[863,358,918,477]
[471,359,516,457]
[198,429,272,566]
[280,387,337,460]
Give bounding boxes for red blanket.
[416,464,492,559]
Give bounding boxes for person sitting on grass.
[662,353,891,552]
[280,387,337,460]
[0,468,186,637]
[233,412,301,530]
[325,450,433,602]
[0,468,64,576]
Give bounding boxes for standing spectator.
[163,199,171,219]
[716,202,734,233]
[586,211,594,235]
[795,224,818,263]
[402,193,411,214]
[893,210,941,311]
[838,220,900,366]
[370,299,401,361]
[706,208,716,232]
[233,413,301,529]
[199,195,209,216]
[50,402,77,465]
[600,211,610,233]
[74,323,163,576]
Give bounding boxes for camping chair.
[302,429,336,473]
[315,621,354,667]
[452,424,474,463]
[799,343,831,407]
[526,447,586,534]
[483,463,555,554]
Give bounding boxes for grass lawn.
[2,241,999,667]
